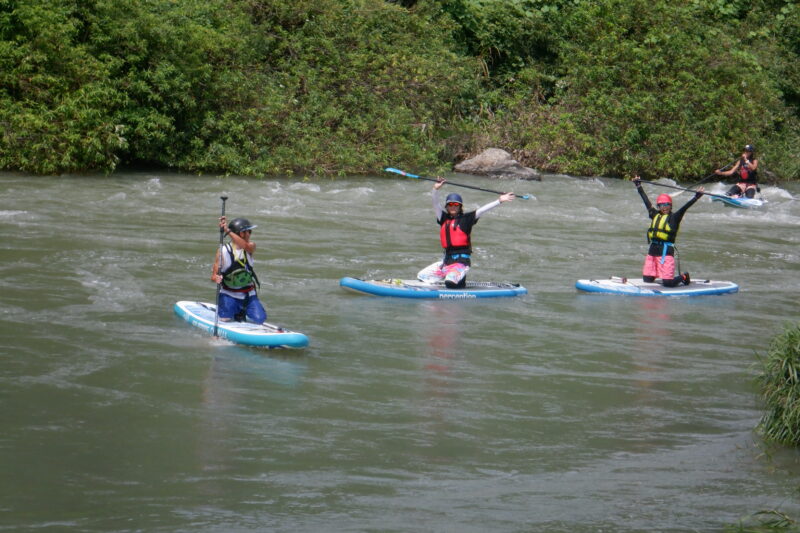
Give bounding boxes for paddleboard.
[711,195,765,209]
[339,277,527,299]
[575,276,738,297]
[174,301,309,348]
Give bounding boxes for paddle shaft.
[685,160,736,189]
[213,196,228,338]
[384,167,531,200]
[637,180,730,200]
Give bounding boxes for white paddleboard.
[340,277,527,299]
[711,195,765,209]
[575,277,738,297]
[174,301,309,348]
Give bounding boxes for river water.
[1,170,799,531]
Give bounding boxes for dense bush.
[758,323,800,446]
[1,0,798,178]
[477,0,799,180]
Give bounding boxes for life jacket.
[221,243,259,292]
[647,213,677,243]
[737,157,757,183]
[440,216,471,251]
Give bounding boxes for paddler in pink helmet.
[632,176,705,287]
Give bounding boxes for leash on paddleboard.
[213,195,228,338]
[384,167,534,200]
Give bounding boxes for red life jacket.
[440,218,471,249]
[737,157,757,183]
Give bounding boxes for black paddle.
[635,180,730,200]
[684,160,736,190]
[384,167,534,200]
[213,195,228,338]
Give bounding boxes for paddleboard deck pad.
[711,195,765,209]
[174,301,309,348]
[340,277,527,299]
[575,277,738,297]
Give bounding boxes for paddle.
[384,167,534,200]
[213,195,228,338]
[684,160,736,190]
[636,180,731,200]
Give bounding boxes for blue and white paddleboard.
[711,195,765,209]
[174,301,309,348]
[575,277,738,297]
[340,277,527,299]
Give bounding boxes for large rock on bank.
[454,148,541,181]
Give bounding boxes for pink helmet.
[656,194,672,205]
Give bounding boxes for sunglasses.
[657,203,671,208]
[446,202,461,207]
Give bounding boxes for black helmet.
[744,144,755,153]
[228,217,257,234]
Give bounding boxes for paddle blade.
[384,167,420,179]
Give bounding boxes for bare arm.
[211,248,222,283]
[716,160,741,177]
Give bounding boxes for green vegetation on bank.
[1,0,799,179]
[758,323,800,446]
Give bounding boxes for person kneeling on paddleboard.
[633,176,704,287]
[211,216,267,324]
[417,177,515,288]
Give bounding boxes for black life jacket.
[221,243,260,292]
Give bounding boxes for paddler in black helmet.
[417,177,515,288]
[715,144,759,198]
[211,216,267,323]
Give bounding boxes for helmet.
[656,194,672,205]
[228,217,257,234]
[444,193,463,205]
[744,144,755,153]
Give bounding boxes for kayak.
[575,277,738,297]
[174,301,309,348]
[711,195,766,209]
[339,277,527,299]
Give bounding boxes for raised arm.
[475,192,514,219]
[633,176,654,212]
[431,177,449,219]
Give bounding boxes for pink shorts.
[643,254,675,280]
[417,261,469,284]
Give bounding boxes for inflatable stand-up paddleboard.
[575,276,738,297]
[339,277,527,299]
[174,301,309,348]
[711,195,766,209]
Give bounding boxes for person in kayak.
[715,144,759,198]
[417,177,515,288]
[211,216,267,323]
[633,176,705,287]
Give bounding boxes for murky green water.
[1,171,799,531]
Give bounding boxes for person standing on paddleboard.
[633,176,704,287]
[211,216,267,324]
[715,144,759,198]
[417,177,515,288]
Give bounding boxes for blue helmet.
[744,144,755,153]
[444,193,463,205]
